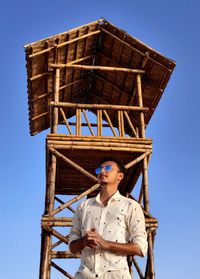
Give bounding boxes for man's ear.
[117,172,124,181]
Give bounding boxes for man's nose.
[100,167,106,174]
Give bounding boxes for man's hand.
[84,228,109,250]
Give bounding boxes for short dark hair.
[98,157,126,174]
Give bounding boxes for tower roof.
[25,18,176,136]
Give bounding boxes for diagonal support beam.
[51,261,74,279]
[42,225,68,244]
[49,183,100,216]
[125,151,151,169]
[48,147,98,182]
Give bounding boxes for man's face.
[97,161,124,186]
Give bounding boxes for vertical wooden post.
[118,110,122,136]
[120,111,125,137]
[136,74,145,138]
[97,109,102,136]
[40,53,60,279]
[52,68,60,134]
[76,109,82,135]
[143,155,150,213]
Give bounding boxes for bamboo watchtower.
[24,19,176,279]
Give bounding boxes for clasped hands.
[83,228,109,250]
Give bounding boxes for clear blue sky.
[0,0,199,278]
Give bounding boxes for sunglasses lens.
[104,165,112,172]
[95,165,113,174]
[95,167,101,175]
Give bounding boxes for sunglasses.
[95,164,116,175]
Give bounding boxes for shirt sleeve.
[68,203,82,247]
[127,201,148,256]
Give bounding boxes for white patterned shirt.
[69,191,147,278]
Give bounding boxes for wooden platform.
[46,134,152,195]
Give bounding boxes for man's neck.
[100,184,118,206]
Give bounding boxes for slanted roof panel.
[25,18,176,135]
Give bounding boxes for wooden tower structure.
[24,19,176,279]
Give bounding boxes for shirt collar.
[95,190,121,205]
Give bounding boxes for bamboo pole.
[136,74,145,138]
[50,63,146,74]
[138,177,144,206]
[31,111,49,121]
[51,251,79,259]
[67,121,110,128]
[123,111,138,137]
[28,29,101,58]
[39,230,51,279]
[42,221,72,227]
[97,109,102,136]
[59,108,73,135]
[42,225,69,244]
[143,156,150,212]
[68,54,95,65]
[42,217,72,222]
[118,110,122,137]
[52,234,69,249]
[121,111,125,137]
[57,29,101,49]
[50,101,149,112]
[147,232,155,279]
[49,144,149,153]
[125,151,151,170]
[47,134,152,144]
[103,109,117,137]
[54,196,75,213]
[50,183,100,216]
[40,47,60,279]
[48,147,98,182]
[132,257,144,279]
[83,109,95,136]
[48,140,152,150]
[30,72,50,81]
[76,109,82,135]
[52,68,60,133]
[51,261,74,279]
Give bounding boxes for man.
[69,157,147,279]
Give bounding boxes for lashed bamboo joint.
[24,18,175,279]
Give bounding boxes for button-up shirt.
[69,191,147,277]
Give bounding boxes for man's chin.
[100,181,108,186]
